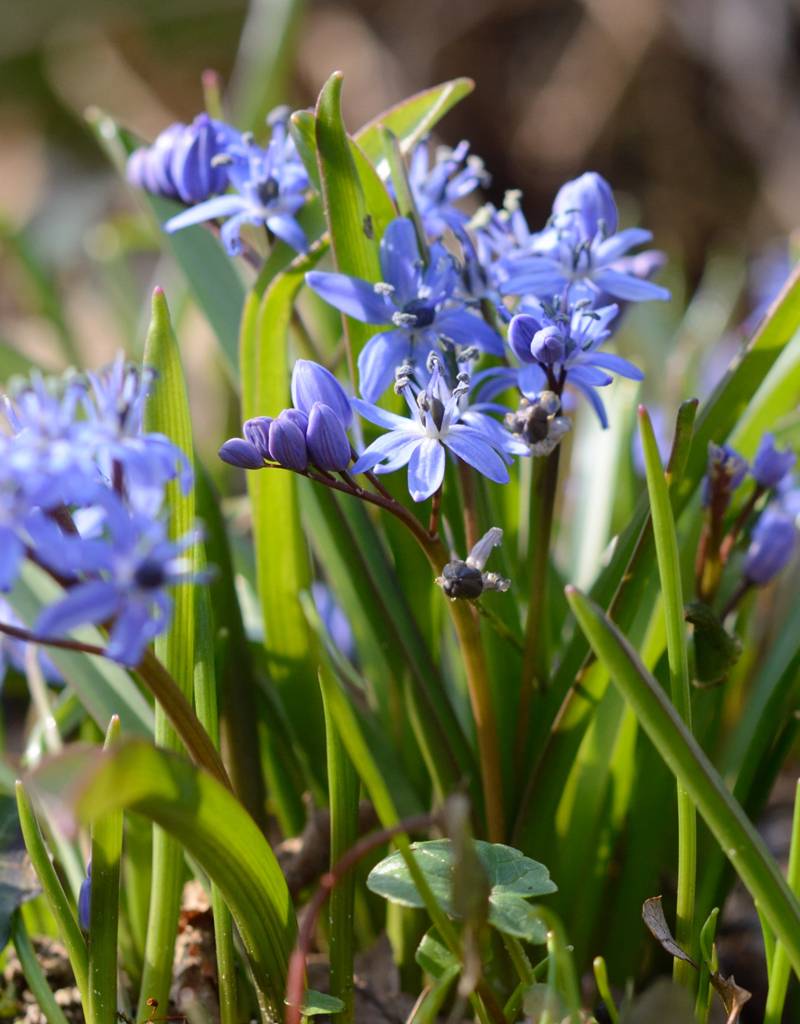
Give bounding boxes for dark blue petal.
[378,218,421,304]
[507,314,540,364]
[291,360,352,427]
[268,413,308,471]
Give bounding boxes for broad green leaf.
[0,795,40,950]
[355,79,475,164]
[28,740,296,1017]
[565,585,800,976]
[246,251,327,795]
[7,562,153,737]
[87,109,245,379]
[415,929,458,979]
[367,840,555,944]
[315,72,383,365]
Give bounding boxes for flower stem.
[457,462,480,552]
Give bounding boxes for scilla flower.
[306,218,503,402]
[407,139,489,240]
[744,505,797,585]
[751,433,796,490]
[499,172,670,305]
[351,355,520,502]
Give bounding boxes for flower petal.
[407,438,446,501]
[581,351,644,381]
[593,227,653,263]
[445,426,509,484]
[435,309,504,355]
[592,268,670,302]
[36,581,121,638]
[164,194,248,233]
[351,432,421,475]
[357,330,411,402]
[266,213,307,252]
[305,271,393,324]
[378,218,420,304]
[351,397,412,431]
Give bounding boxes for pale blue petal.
[592,268,670,302]
[435,309,504,355]
[567,365,613,388]
[305,271,392,324]
[407,438,445,501]
[570,380,609,428]
[518,363,548,399]
[358,330,411,402]
[36,581,121,638]
[106,603,154,666]
[351,398,411,431]
[582,351,644,380]
[266,213,307,252]
[351,432,421,475]
[445,426,509,483]
[0,529,24,591]
[164,194,247,232]
[593,228,653,263]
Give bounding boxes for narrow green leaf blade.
[29,741,296,1017]
[565,585,800,976]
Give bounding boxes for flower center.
[257,177,279,206]
[134,559,167,589]
[402,299,436,328]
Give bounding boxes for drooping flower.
[751,433,796,491]
[305,217,504,402]
[351,355,523,501]
[435,526,510,599]
[475,299,642,428]
[36,496,200,666]
[498,172,670,305]
[166,110,309,256]
[744,505,797,585]
[407,139,489,240]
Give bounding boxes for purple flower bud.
[744,507,797,585]
[78,861,91,931]
[291,360,353,428]
[306,402,351,471]
[702,443,748,507]
[531,325,566,365]
[169,114,231,205]
[269,412,308,470]
[552,172,618,238]
[507,314,538,364]
[126,123,186,200]
[751,433,796,490]
[243,417,273,459]
[282,408,309,432]
[218,437,264,469]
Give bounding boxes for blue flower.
[165,110,309,256]
[311,581,356,662]
[475,299,642,428]
[744,505,797,585]
[406,139,489,240]
[306,218,503,402]
[702,443,748,508]
[35,496,200,666]
[498,172,670,305]
[751,433,796,490]
[351,355,523,501]
[78,861,91,931]
[291,359,352,429]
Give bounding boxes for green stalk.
[15,782,89,1005]
[565,585,800,974]
[322,685,360,1022]
[88,716,123,1024]
[517,449,561,762]
[694,907,719,1024]
[194,586,239,1024]
[592,957,619,1024]
[11,912,71,1024]
[764,779,800,1024]
[638,407,696,984]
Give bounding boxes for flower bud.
[268,412,308,470]
[744,507,797,585]
[552,171,618,238]
[531,325,566,365]
[169,114,232,204]
[126,123,186,200]
[282,408,309,432]
[507,314,538,364]
[306,402,351,471]
[702,443,748,509]
[78,861,91,931]
[291,360,353,428]
[243,416,273,459]
[218,437,264,469]
[751,433,795,490]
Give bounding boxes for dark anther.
[440,561,484,599]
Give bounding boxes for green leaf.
[0,795,40,951]
[298,990,345,1016]
[28,740,296,1018]
[684,602,743,685]
[246,254,328,797]
[86,109,244,379]
[355,79,475,163]
[7,562,153,737]
[367,840,555,944]
[415,929,458,979]
[315,72,382,366]
[565,585,800,976]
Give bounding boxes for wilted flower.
[436,527,510,599]
[306,217,503,402]
[505,392,571,457]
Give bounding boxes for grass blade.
[638,406,696,981]
[11,912,71,1024]
[565,585,800,975]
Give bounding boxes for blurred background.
[3,0,800,375]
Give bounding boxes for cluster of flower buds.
[126,114,236,205]
[436,527,510,600]
[219,361,353,475]
[504,392,571,457]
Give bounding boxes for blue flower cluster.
[128,107,310,256]
[0,355,198,666]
